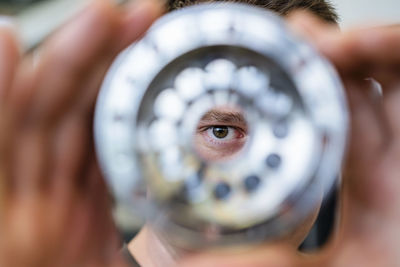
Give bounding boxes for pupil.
[213,126,228,138]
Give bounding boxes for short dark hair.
[167,0,339,24]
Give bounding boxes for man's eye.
[209,126,231,139]
[195,125,247,161]
[205,126,244,142]
[194,108,248,161]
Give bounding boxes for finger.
[12,126,50,194]
[384,87,400,143]
[0,24,19,105]
[0,59,36,197]
[23,57,108,194]
[0,23,20,201]
[323,26,400,75]
[50,114,92,193]
[113,0,164,52]
[85,162,121,265]
[337,81,391,233]
[0,22,20,102]
[346,79,389,161]
[56,191,93,266]
[44,58,110,193]
[52,160,102,266]
[60,160,118,267]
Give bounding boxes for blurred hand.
[180,13,400,267]
[0,1,161,266]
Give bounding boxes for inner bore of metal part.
[138,45,307,229]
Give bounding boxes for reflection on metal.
[95,3,349,249]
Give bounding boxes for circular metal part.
[94,3,348,249]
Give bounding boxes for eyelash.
[199,125,246,145]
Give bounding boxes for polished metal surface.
[95,3,348,248]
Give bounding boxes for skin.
[0,2,400,267]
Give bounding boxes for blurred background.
[333,0,400,27]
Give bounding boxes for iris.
[212,126,229,139]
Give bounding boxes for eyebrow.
[200,109,247,126]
